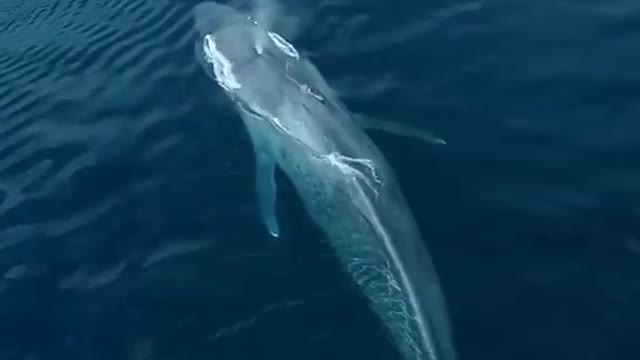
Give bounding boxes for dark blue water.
[1,0,639,359]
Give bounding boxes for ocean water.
[1,0,639,359]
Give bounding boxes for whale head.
[193,2,299,78]
[193,2,318,142]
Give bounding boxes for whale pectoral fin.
[355,114,447,145]
[255,153,280,238]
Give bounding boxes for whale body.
[192,2,457,359]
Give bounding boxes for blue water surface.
[1,0,639,359]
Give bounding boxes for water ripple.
[0,0,207,309]
[0,0,200,216]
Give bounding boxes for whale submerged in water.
[192,2,456,359]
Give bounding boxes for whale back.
[275,130,457,360]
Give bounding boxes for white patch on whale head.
[202,34,241,91]
[267,31,299,59]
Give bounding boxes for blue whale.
[193,2,457,359]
